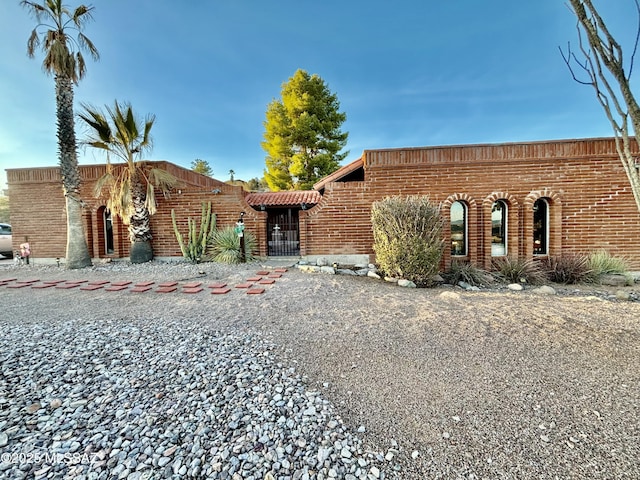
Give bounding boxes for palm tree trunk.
[128,171,153,263]
[55,74,92,269]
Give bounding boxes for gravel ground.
[0,260,639,480]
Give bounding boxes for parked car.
[0,223,12,258]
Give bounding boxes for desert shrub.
[443,260,492,287]
[206,227,257,264]
[492,256,546,284]
[543,254,592,284]
[371,195,444,287]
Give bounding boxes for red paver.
[246,288,266,295]
[134,281,155,287]
[268,273,282,278]
[56,283,79,289]
[274,268,288,273]
[256,271,270,276]
[0,278,17,282]
[235,283,253,289]
[32,283,55,289]
[207,283,227,289]
[182,287,203,294]
[88,280,109,286]
[156,286,177,293]
[80,284,105,291]
[105,285,129,291]
[65,280,88,284]
[19,279,40,284]
[211,287,231,295]
[158,281,178,287]
[110,281,132,287]
[183,282,202,288]
[7,284,29,289]
[131,286,153,293]
[43,280,66,285]
[246,276,263,282]
[258,279,276,285]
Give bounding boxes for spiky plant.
[171,203,216,263]
[492,256,546,284]
[207,227,257,264]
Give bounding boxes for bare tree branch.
[562,0,640,212]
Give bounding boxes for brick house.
[5,137,640,269]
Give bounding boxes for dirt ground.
[2,263,639,479]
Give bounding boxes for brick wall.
[6,163,267,261]
[7,138,640,270]
[303,138,640,269]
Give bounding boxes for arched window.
[103,208,114,254]
[450,201,467,256]
[491,200,507,256]
[533,198,549,255]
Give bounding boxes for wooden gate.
[266,208,300,256]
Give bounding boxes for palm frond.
[145,183,157,216]
[148,167,177,192]
[93,172,115,198]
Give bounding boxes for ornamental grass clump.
[207,227,257,264]
[371,195,444,287]
[543,254,592,284]
[444,260,492,287]
[586,250,632,284]
[492,256,546,284]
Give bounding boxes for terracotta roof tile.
[245,190,321,207]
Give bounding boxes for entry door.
[266,208,300,256]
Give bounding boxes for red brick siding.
[7,138,640,270]
[6,164,267,261]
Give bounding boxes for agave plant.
[207,227,256,264]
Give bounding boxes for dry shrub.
[371,195,444,287]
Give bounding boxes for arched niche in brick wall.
[442,193,478,269]
[523,190,563,259]
[482,193,519,270]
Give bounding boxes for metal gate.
[266,208,300,256]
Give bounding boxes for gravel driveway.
[1,260,639,480]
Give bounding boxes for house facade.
[5,137,640,269]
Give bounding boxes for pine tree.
[262,69,348,190]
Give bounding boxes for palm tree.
[22,0,99,269]
[79,101,176,263]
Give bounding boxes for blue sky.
[0,1,636,191]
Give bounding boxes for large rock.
[507,283,524,291]
[397,279,416,288]
[532,285,556,295]
[298,265,320,273]
[615,290,631,301]
[599,274,629,287]
[439,291,461,301]
[320,266,336,274]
